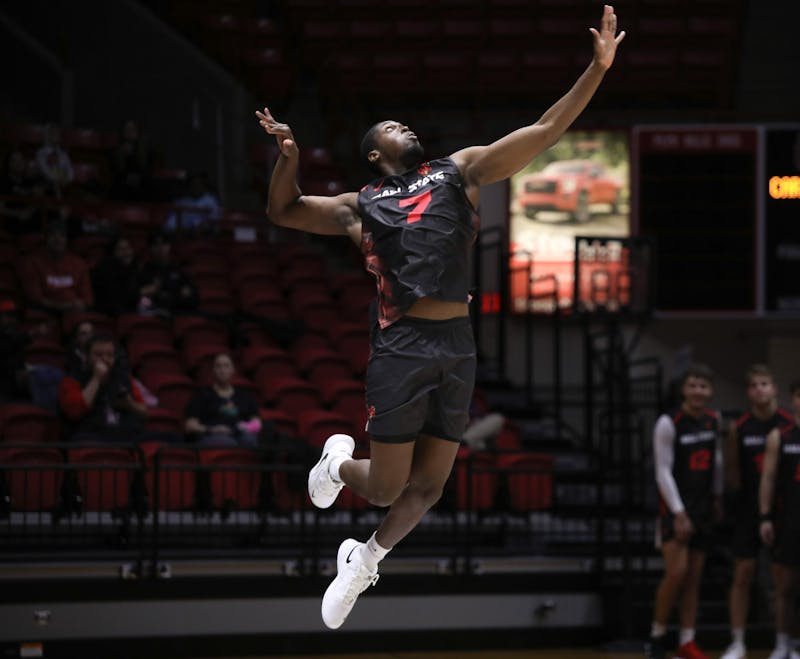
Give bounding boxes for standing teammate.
[646,363,722,659]
[721,365,794,659]
[759,380,800,659]
[258,4,624,630]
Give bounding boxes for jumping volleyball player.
[257,4,625,630]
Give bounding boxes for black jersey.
[776,423,800,518]
[667,408,720,521]
[735,408,795,506]
[357,157,479,328]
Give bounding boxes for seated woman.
[184,353,261,447]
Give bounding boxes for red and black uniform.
[773,423,800,567]
[358,157,479,329]
[357,158,479,443]
[659,408,720,550]
[732,408,795,558]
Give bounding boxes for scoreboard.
[764,127,800,313]
[633,126,759,313]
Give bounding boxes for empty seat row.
[0,444,554,516]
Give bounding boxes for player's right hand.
[255,107,298,158]
[674,511,694,543]
[760,520,775,546]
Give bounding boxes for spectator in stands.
[136,232,197,316]
[0,298,64,411]
[110,119,151,201]
[34,123,74,199]
[58,334,149,442]
[0,298,33,402]
[646,363,723,659]
[184,352,261,446]
[721,365,794,659]
[64,319,95,377]
[91,235,141,316]
[0,148,46,235]
[163,172,221,233]
[758,380,800,659]
[20,220,93,315]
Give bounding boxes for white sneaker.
[767,648,791,659]
[720,641,746,659]
[308,434,354,509]
[321,538,379,629]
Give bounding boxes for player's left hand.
[590,4,626,71]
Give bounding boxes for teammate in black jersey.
[258,5,625,630]
[721,364,795,659]
[646,363,722,659]
[759,380,800,659]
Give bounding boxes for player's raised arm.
[452,4,626,190]
[256,108,362,242]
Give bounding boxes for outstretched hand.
[590,4,625,71]
[255,107,298,158]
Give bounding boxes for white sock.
[777,632,790,650]
[328,453,349,483]
[731,628,745,645]
[361,532,390,570]
[651,622,666,638]
[679,628,695,645]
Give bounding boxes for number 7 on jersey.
[399,190,432,224]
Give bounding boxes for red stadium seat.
[72,235,109,266]
[259,409,298,438]
[104,204,153,231]
[127,342,183,378]
[0,404,59,443]
[328,322,369,358]
[142,373,196,417]
[257,375,321,418]
[298,299,342,334]
[199,448,264,510]
[498,453,554,512]
[144,408,183,435]
[117,314,173,347]
[61,311,115,339]
[317,378,367,437]
[453,448,497,512]
[25,338,66,370]
[294,347,352,386]
[243,345,296,379]
[181,340,230,378]
[67,446,139,512]
[0,446,63,512]
[140,443,198,511]
[173,316,229,346]
[296,409,355,448]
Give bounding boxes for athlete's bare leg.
[679,549,706,629]
[338,434,460,548]
[654,539,689,625]
[772,563,798,635]
[729,558,756,631]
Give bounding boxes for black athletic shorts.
[659,511,713,552]
[364,315,476,443]
[773,512,800,567]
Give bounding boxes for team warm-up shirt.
[776,423,800,521]
[654,408,722,520]
[357,157,480,328]
[735,407,794,510]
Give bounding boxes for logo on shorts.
[367,405,376,420]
